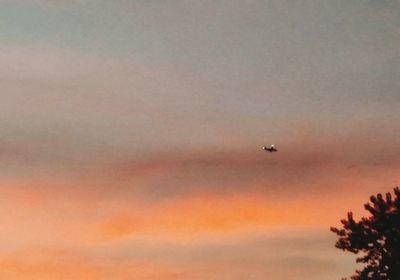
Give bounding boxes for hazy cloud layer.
[0,1,399,279]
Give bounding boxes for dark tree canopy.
[331,187,400,280]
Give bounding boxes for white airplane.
[262,144,278,152]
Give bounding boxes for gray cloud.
[93,230,356,280]
[0,0,399,178]
[104,125,400,201]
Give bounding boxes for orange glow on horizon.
[98,194,337,241]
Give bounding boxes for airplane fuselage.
[263,146,277,152]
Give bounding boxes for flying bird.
[262,144,278,152]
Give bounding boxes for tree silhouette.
[331,187,400,280]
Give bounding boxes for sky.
[0,0,399,279]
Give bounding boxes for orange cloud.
[0,247,186,280]
[0,248,97,280]
[98,194,332,241]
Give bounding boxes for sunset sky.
[0,1,400,279]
